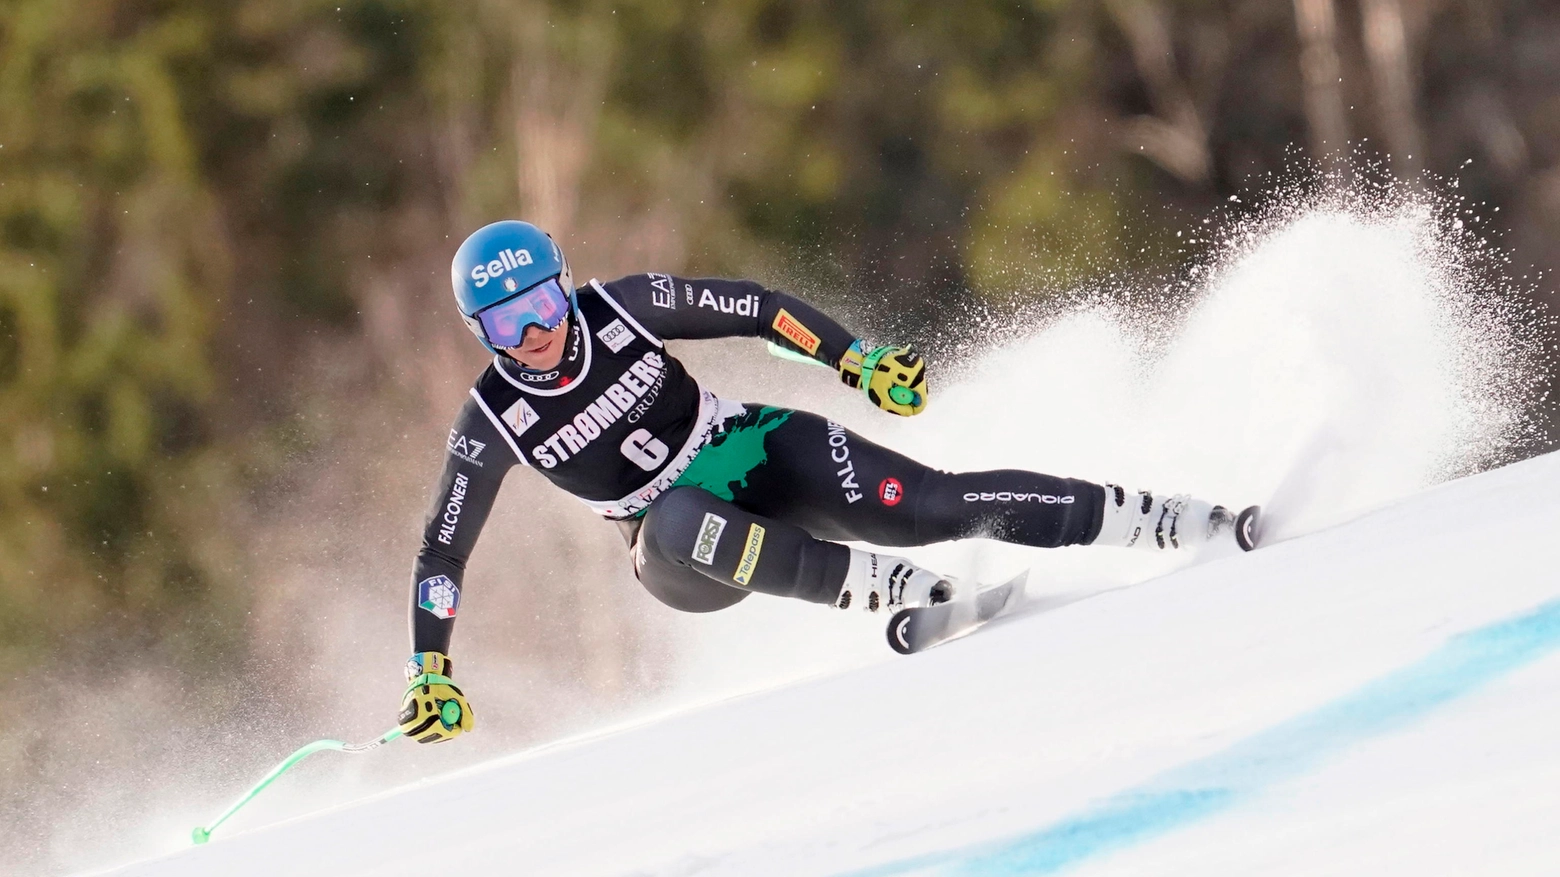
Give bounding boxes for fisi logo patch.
[417,575,461,619]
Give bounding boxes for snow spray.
[886,179,1549,588]
[670,175,1552,701]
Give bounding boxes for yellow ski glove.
[398,651,474,744]
[839,340,928,416]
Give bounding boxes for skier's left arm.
[599,274,927,416]
[399,398,512,744]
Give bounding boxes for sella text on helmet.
[470,248,534,288]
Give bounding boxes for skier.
[398,220,1258,743]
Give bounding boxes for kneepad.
[629,488,752,612]
[638,486,725,566]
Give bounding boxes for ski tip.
[192,826,211,845]
[887,608,917,655]
[1235,505,1262,551]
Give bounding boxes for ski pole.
[191,726,402,845]
[766,340,832,367]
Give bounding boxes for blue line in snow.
[842,598,1560,877]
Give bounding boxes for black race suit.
[410,274,1105,654]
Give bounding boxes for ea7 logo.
[648,273,677,309]
[447,431,487,465]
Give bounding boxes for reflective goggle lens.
[476,279,569,348]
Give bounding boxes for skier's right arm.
[400,395,515,743]
[602,274,927,417]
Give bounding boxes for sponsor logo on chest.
[502,399,540,436]
[529,350,668,469]
[597,318,635,352]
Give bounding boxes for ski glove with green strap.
[838,340,928,417]
[399,651,474,743]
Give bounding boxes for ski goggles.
[472,277,571,349]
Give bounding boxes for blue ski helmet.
[451,220,575,354]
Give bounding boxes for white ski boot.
[834,549,954,613]
[1097,485,1260,552]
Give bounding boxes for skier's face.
[504,318,569,371]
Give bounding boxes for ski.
[1235,505,1262,551]
[886,571,1028,655]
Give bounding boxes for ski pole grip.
[859,345,891,402]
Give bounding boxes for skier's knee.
[649,485,720,523]
[635,487,752,613]
[641,486,720,554]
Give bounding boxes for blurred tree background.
[2,0,1558,871]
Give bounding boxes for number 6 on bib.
[621,428,669,470]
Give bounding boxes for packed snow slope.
[100,202,1560,876]
[105,448,1560,876]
